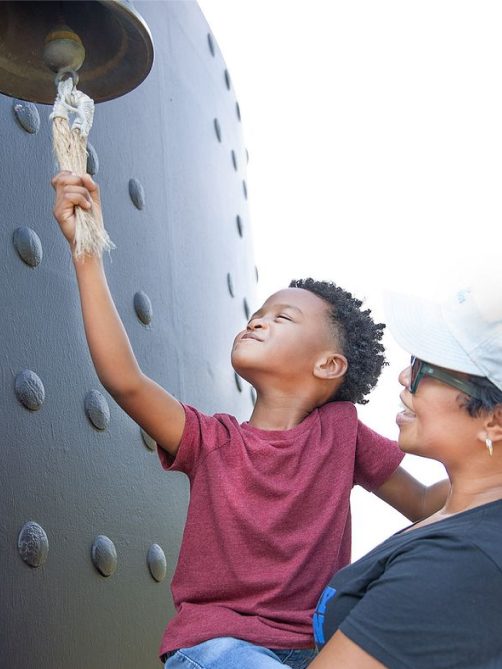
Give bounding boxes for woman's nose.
[398,365,411,389]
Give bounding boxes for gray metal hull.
[0,2,256,667]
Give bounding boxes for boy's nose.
[248,317,264,330]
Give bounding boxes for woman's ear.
[478,406,502,445]
[314,353,348,380]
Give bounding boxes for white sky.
[197,0,502,558]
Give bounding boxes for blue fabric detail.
[313,585,337,646]
[317,586,336,614]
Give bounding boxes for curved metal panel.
[0,2,256,667]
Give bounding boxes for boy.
[52,172,448,669]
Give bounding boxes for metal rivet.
[84,390,110,430]
[243,298,250,320]
[91,535,117,577]
[86,142,99,176]
[129,178,145,210]
[214,118,222,143]
[15,370,45,411]
[234,372,242,393]
[13,227,43,267]
[141,428,156,452]
[207,33,215,57]
[236,215,243,238]
[18,521,49,567]
[147,544,167,582]
[242,180,248,199]
[236,102,241,122]
[134,290,153,325]
[231,150,238,171]
[227,273,234,297]
[224,69,231,90]
[13,100,40,134]
[250,387,257,405]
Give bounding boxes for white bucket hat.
[384,277,502,393]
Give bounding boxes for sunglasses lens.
[410,356,419,392]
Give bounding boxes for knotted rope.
[50,76,115,258]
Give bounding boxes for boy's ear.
[313,353,348,380]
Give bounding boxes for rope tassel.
[50,77,115,258]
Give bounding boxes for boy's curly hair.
[289,278,386,404]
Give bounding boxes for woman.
[310,279,502,669]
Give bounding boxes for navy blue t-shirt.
[314,500,502,669]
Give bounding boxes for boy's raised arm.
[52,172,185,456]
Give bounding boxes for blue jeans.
[163,637,316,669]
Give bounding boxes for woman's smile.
[396,396,416,427]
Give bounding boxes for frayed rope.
[51,77,115,258]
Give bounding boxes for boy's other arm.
[53,172,185,456]
[374,466,450,522]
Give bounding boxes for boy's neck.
[247,393,317,431]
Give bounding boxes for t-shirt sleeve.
[157,404,232,477]
[353,420,404,491]
[336,539,502,669]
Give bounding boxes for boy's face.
[231,288,338,386]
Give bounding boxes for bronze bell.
[0,0,154,104]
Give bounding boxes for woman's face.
[396,361,484,463]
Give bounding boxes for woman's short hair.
[463,376,502,416]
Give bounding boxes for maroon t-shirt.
[157,401,403,655]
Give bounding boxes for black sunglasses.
[409,356,483,399]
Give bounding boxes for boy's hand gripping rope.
[50,75,115,258]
